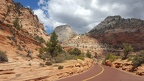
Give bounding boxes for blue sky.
[14,0,39,9]
[13,0,144,34]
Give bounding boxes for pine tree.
[38,31,63,60]
[46,31,62,58]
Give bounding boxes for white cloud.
[34,0,144,34]
[33,8,65,31]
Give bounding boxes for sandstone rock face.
[89,15,144,51]
[0,0,49,57]
[112,60,144,76]
[54,25,76,42]
[0,0,49,41]
[0,58,93,81]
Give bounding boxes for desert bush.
[127,55,135,61]
[65,53,85,60]
[54,56,65,63]
[65,53,77,60]
[17,45,22,51]
[86,50,91,58]
[13,17,22,30]
[37,53,50,61]
[0,51,8,63]
[122,43,133,60]
[58,65,63,69]
[132,51,144,68]
[69,48,81,56]
[68,48,84,60]
[39,63,45,67]
[77,53,85,60]
[105,54,117,62]
[7,36,17,43]
[34,35,45,43]
[37,47,50,60]
[45,61,52,66]
[102,54,117,64]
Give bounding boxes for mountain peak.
[54,25,77,42]
[104,15,122,21]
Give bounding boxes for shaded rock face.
[89,15,144,50]
[54,25,77,42]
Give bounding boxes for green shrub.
[13,17,22,30]
[122,43,133,60]
[17,45,22,51]
[38,47,50,60]
[65,54,77,60]
[0,51,8,63]
[69,48,81,56]
[58,65,63,69]
[45,61,52,66]
[34,35,45,43]
[106,54,117,62]
[127,55,135,61]
[37,53,50,61]
[7,36,17,42]
[132,51,144,68]
[86,50,91,58]
[103,54,117,64]
[77,54,85,60]
[39,63,45,67]
[54,56,65,63]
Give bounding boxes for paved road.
[57,64,144,81]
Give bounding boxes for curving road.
[57,64,144,81]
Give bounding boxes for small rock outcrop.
[112,60,144,76]
[54,25,77,42]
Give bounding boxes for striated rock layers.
[89,15,144,51]
[0,0,49,57]
[54,25,77,42]
[0,0,49,41]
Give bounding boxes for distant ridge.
[89,15,144,50]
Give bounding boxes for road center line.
[82,65,104,81]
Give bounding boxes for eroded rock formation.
[89,15,144,51]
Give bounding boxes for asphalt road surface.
[57,64,144,81]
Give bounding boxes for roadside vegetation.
[102,54,117,64]
[102,43,144,70]
[86,50,92,58]
[132,51,144,69]
[38,32,85,65]
[122,43,133,60]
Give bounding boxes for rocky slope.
[0,0,49,41]
[54,25,76,42]
[89,15,144,51]
[0,0,49,57]
[104,59,144,76]
[0,57,93,81]
[62,35,105,56]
